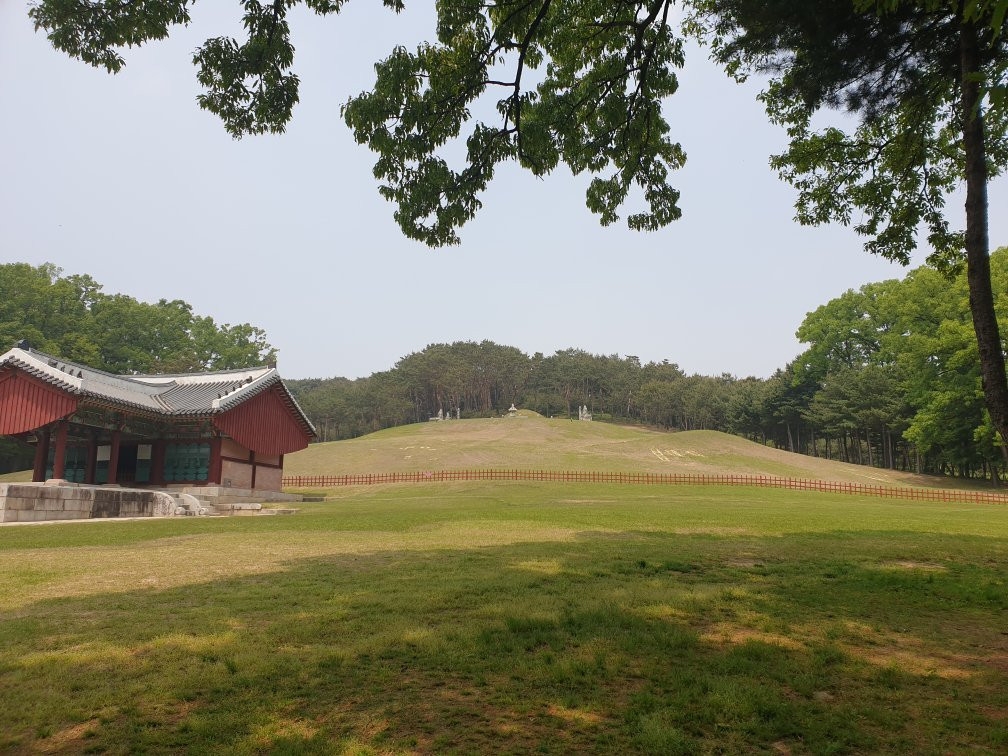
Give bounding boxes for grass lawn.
[1,483,1007,753]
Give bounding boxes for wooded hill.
[288,248,1008,484]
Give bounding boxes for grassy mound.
[288,415,964,488]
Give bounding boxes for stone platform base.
[0,482,175,523]
[0,483,302,523]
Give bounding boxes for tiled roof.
[0,347,315,433]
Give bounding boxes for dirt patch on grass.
[547,703,605,725]
[980,705,1008,721]
[839,620,980,679]
[674,527,751,536]
[36,719,99,752]
[875,560,947,571]
[851,645,975,679]
[702,618,990,681]
[725,558,764,569]
[251,716,322,746]
[512,559,564,575]
[701,623,804,651]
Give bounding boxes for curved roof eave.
[1,347,316,436]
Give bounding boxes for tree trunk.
[961,14,1008,466]
[786,422,795,453]
[866,428,873,467]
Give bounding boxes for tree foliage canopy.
[28,1,1008,251]
[691,0,1008,269]
[0,262,276,373]
[30,0,687,247]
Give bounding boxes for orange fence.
[281,470,1008,504]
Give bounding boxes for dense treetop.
[0,262,275,374]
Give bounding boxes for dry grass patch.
[547,703,606,725]
[34,719,100,753]
[874,560,948,571]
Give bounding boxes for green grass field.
[287,417,982,490]
[2,482,1007,753]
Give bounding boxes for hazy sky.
[2,3,1005,380]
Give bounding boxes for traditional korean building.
[0,345,315,492]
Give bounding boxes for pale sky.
[2,3,1005,380]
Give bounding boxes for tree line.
[0,263,276,473]
[5,251,1008,483]
[288,247,1008,483]
[286,248,1008,485]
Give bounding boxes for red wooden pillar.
[32,428,51,482]
[151,440,166,486]
[107,430,121,485]
[250,452,257,489]
[85,434,97,484]
[209,437,222,485]
[51,422,69,480]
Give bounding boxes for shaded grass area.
[2,483,1008,753]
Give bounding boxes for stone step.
[220,502,263,516]
[173,493,216,517]
[175,486,303,504]
[167,494,297,518]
